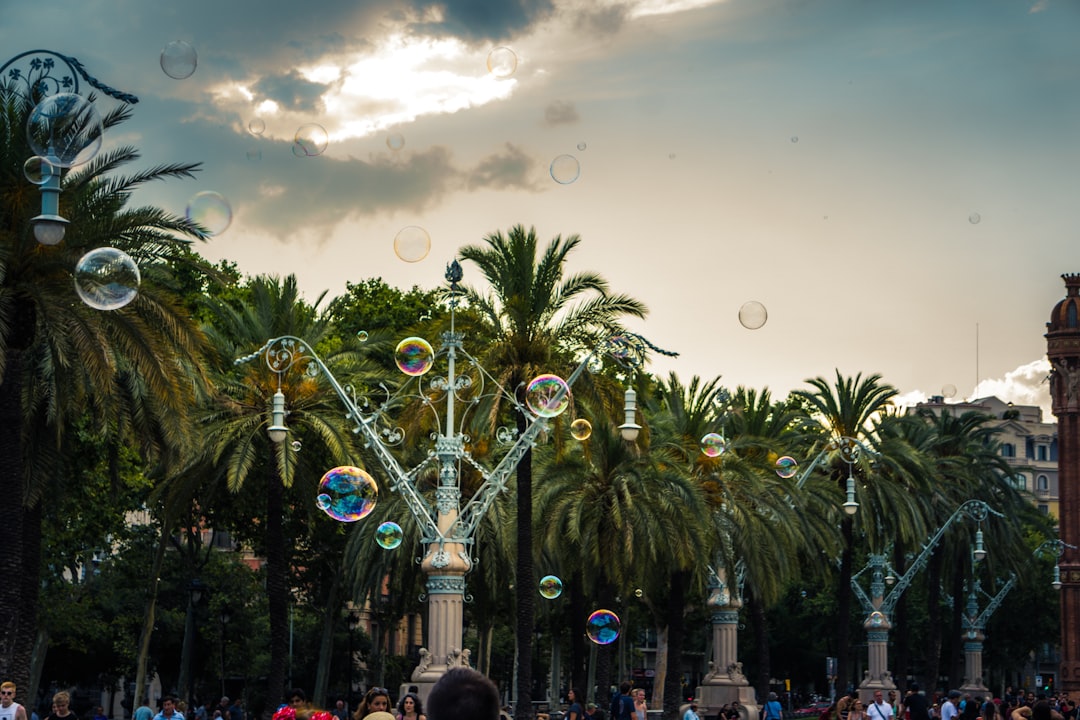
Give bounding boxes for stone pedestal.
[958,632,989,694]
[857,630,896,704]
[694,589,757,720]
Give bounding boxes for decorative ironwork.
[1,49,139,105]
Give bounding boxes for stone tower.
[1046,273,1080,693]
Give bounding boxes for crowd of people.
[818,686,1077,720]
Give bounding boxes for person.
[353,689,391,720]
[839,693,858,720]
[586,703,605,720]
[0,682,28,720]
[565,690,584,720]
[849,700,867,720]
[426,667,500,720]
[153,698,183,720]
[942,693,961,720]
[333,702,349,720]
[984,701,999,720]
[289,693,309,712]
[683,703,701,720]
[764,693,783,720]
[870,691,895,720]
[94,707,109,720]
[906,685,931,720]
[395,694,425,720]
[134,704,154,720]
[611,684,634,720]
[44,693,75,720]
[633,690,647,720]
[730,701,744,720]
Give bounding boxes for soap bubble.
[294,123,329,156]
[291,440,302,452]
[487,47,518,78]
[634,588,643,598]
[867,610,888,628]
[160,41,198,79]
[395,337,435,376]
[74,248,141,311]
[570,418,592,441]
[738,301,768,330]
[375,521,403,549]
[969,212,981,225]
[356,330,369,342]
[248,118,266,136]
[586,609,621,645]
[607,336,631,360]
[701,432,726,458]
[526,374,571,418]
[550,154,580,184]
[317,466,378,522]
[775,456,798,479]
[942,384,957,399]
[577,142,587,151]
[394,226,431,263]
[27,92,103,168]
[539,575,563,599]
[23,156,56,185]
[387,132,405,151]
[185,191,232,236]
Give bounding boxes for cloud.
[1029,0,1049,13]
[251,71,332,113]
[409,0,557,41]
[466,143,541,191]
[571,5,632,36]
[972,359,1052,419]
[543,100,580,126]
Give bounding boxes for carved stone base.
[857,675,897,705]
[695,682,757,720]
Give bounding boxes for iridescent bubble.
[738,301,768,330]
[395,337,435,376]
[23,156,56,185]
[969,212,981,225]
[775,456,798,479]
[291,440,302,452]
[550,154,581,184]
[867,610,887,628]
[317,466,378,522]
[942,384,957,399]
[526,374,571,418]
[185,191,232,236]
[160,41,198,79]
[375,521,403,550]
[634,588,643,598]
[577,142,587,151]
[248,118,266,136]
[700,432,727,458]
[539,575,563,600]
[356,330,369,342]
[387,132,405,151]
[586,609,621,645]
[394,226,431,263]
[294,123,329,156]
[570,418,592,441]
[27,93,103,168]
[487,46,518,78]
[74,248,141,311]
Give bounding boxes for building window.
[1069,301,1078,328]
[1015,474,1027,491]
[1039,504,1049,515]
[1038,475,1049,492]
[1038,445,1048,461]
[1001,443,1016,458]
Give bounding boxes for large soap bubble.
[487,47,518,78]
[550,154,581,184]
[738,301,768,330]
[375,521,403,549]
[316,466,378,522]
[539,575,564,599]
[23,156,56,185]
[294,123,329,156]
[586,609,621,645]
[526,374,571,418]
[160,41,198,79]
[395,337,435,376]
[570,418,592,441]
[74,248,141,311]
[27,93,104,168]
[185,191,233,236]
[700,432,726,458]
[775,456,798,479]
[394,226,431,263]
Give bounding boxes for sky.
[4,0,1079,420]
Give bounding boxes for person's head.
[0,683,15,708]
[910,684,920,694]
[874,692,884,705]
[634,690,645,702]
[335,702,344,711]
[769,694,778,702]
[1032,702,1052,720]
[289,691,307,709]
[363,688,391,715]
[163,697,178,716]
[53,692,71,714]
[397,694,423,717]
[427,668,499,720]
[586,705,597,715]
[569,690,582,703]
[855,701,864,711]
[691,705,698,714]
[220,699,230,708]
[620,683,632,697]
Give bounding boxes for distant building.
[913,395,1058,517]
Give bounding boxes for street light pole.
[346,607,359,711]
[239,262,671,699]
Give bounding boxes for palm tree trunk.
[0,346,28,696]
[313,570,343,707]
[923,548,944,692]
[570,568,587,698]
[748,590,770,703]
[514,406,535,720]
[136,523,172,705]
[837,516,855,692]
[267,469,290,714]
[662,570,690,720]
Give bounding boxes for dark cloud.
[409,0,556,42]
[572,4,631,37]
[543,100,579,126]
[251,71,332,113]
[466,143,540,191]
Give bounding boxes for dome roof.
[1047,274,1080,335]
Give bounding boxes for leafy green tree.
[457,225,647,719]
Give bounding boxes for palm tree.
[201,274,356,709]
[457,225,647,719]
[793,372,927,692]
[0,80,210,690]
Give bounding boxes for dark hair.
[397,694,424,717]
[1032,702,1052,720]
[620,682,632,695]
[289,691,307,703]
[428,668,499,720]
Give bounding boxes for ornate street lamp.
[238,261,671,696]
